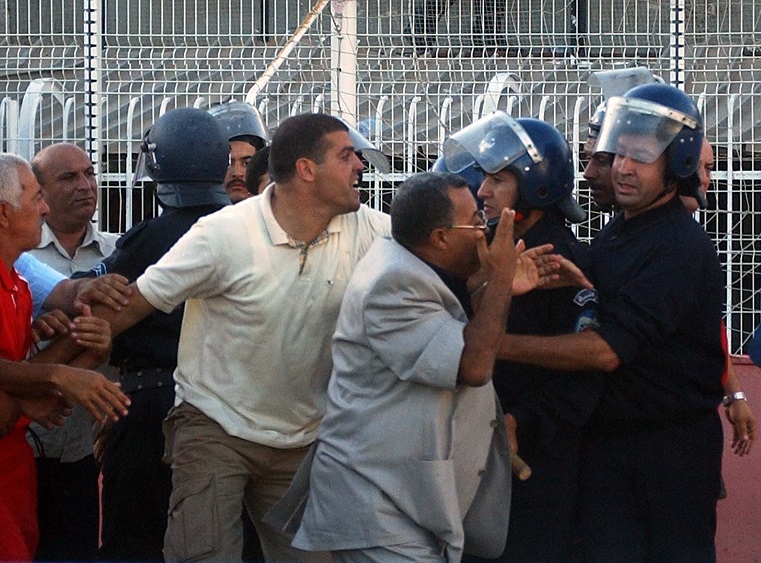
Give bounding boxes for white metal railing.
[2,0,761,352]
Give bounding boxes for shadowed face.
[680,139,714,214]
[583,136,615,211]
[442,186,487,279]
[612,134,671,218]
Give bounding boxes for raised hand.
[513,242,555,296]
[476,208,518,289]
[540,255,594,290]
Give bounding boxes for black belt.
[120,368,175,394]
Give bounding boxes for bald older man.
[30,143,118,274]
[28,143,119,561]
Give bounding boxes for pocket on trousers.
[164,475,218,561]
[162,403,192,466]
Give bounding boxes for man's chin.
[343,200,361,214]
[226,186,251,202]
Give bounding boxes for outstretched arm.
[44,274,132,317]
[499,329,620,373]
[0,360,121,423]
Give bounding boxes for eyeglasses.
[448,209,490,233]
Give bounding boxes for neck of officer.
[513,208,544,240]
[623,185,677,220]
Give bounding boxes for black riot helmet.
[137,107,231,208]
[207,102,269,150]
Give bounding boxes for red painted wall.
[716,358,761,563]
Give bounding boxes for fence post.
[84,0,102,173]
[669,0,685,89]
[330,0,358,124]
[84,0,105,229]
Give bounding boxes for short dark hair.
[269,114,349,183]
[245,146,271,195]
[391,172,468,248]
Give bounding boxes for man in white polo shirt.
[83,113,390,562]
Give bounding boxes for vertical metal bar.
[407,96,421,174]
[124,96,141,232]
[571,96,584,239]
[84,0,103,227]
[438,96,453,155]
[726,94,737,341]
[330,0,357,125]
[669,0,685,89]
[371,95,388,212]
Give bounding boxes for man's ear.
[294,158,317,183]
[0,201,13,229]
[429,227,449,251]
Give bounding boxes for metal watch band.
[722,391,748,407]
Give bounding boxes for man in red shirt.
[0,153,129,561]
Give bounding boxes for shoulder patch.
[575,310,600,333]
[573,288,598,307]
[90,262,109,277]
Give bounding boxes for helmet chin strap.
[513,196,531,223]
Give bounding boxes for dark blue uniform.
[580,198,725,563]
[480,215,603,563]
[86,204,225,562]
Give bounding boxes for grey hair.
[0,153,29,209]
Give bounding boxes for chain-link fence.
[1,0,760,352]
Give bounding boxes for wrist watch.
[722,391,747,407]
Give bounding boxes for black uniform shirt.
[589,197,725,427]
[493,215,603,451]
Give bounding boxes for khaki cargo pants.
[162,402,330,563]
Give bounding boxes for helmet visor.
[595,96,698,163]
[443,112,542,175]
[345,123,390,173]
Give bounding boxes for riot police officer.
[445,113,601,562]
[208,101,269,203]
[495,84,725,562]
[91,107,230,561]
